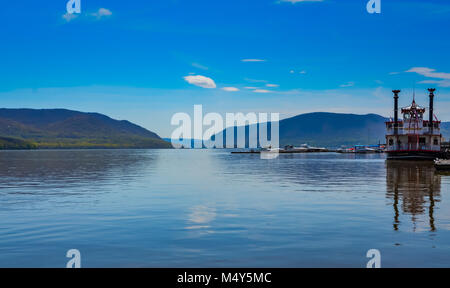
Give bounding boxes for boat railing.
[386,127,441,136]
[387,144,438,151]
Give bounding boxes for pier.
[231,144,329,154]
[231,149,330,154]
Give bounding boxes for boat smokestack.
[428,88,435,133]
[393,90,401,135]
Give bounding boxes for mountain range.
[0,109,171,149]
[214,112,450,148]
[0,109,448,150]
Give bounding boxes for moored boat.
[385,89,443,161]
[435,159,450,171]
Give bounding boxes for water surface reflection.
[386,161,441,232]
[1,150,450,267]
[0,150,159,206]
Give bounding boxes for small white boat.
[434,159,450,171]
[260,146,280,152]
[354,146,377,154]
[260,146,280,159]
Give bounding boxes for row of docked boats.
[232,143,450,171]
[231,144,329,154]
[336,145,385,154]
[280,144,328,153]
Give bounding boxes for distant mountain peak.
[215,111,440,148]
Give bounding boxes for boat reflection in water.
[386,161,441,232]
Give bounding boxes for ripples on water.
[0,150,449,267]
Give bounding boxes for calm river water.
[0,150,449,267]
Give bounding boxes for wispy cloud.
[407,67,450,87]
[244,78,267,83]
[62,13,79,22]
[241,59,266,62]
[418,80,450,88]
[340,82,355,88]
[253,89,271,93]
[63,8,112,23]
[266,84,279,88]
[91,8,113,19]
[406,67,450,80]
[191,62,209,70]
[184,75,217,88]
[222,87,240,92]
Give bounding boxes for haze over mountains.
[279,113,387,147]
[214,112,450,148]
[0,109,171,149]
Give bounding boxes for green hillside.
[0,137,37,149]
[0,109,171,149]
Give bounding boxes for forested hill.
[0,108,171,149]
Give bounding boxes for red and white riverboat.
[385,89,443,160]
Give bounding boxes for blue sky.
[1,0,450,137]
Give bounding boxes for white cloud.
[222,87,240,92]
[407,67,450,87]
[184,75,217,89]
[418,80,450,88]
[389,72,400,75]
[406,67,450,80]
[241,59,266,62]
[62,12,78,22]
[299,70,307,74]
[253,89,271,93]
[340,82,355,88]
[266,84,279,88]
[244,87,258,89]
[91,8,112,19]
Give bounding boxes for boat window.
[434,138,439,145]
[389,139,394,146]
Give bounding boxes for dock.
[231,150,330,154]
[231,145,329,154]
